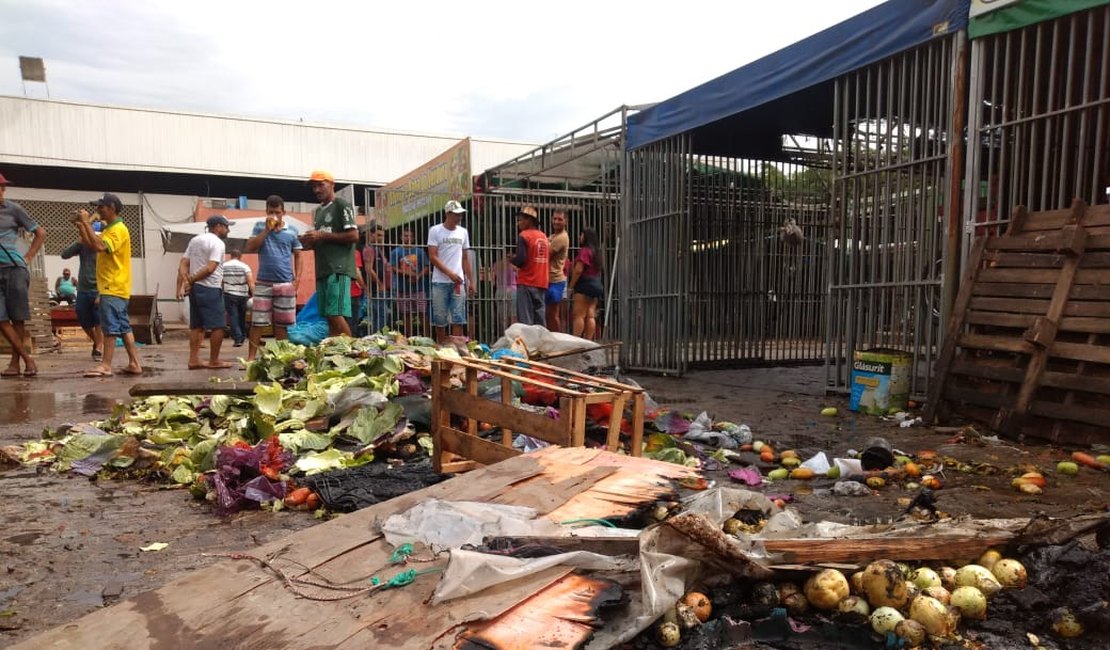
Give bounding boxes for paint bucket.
[860,437,895,471]
[848,348,911,415]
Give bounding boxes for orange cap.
[308,170,335,183]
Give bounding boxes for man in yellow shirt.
[74,193,142,377]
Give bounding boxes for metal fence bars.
[363,189,621,346]
[826,34,963,397]
[621,136,831,374]
[962,3,1110,244]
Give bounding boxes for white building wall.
[0,96,535,183]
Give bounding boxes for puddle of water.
[0,392,118,424]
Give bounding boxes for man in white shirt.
[427,200,474,343]
[221,249,253,348]
[177,215,231,369]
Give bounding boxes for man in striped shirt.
[222,249,253,348]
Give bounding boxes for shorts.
[395,290,427,314]
[430,282,466,327]
[574,275,604,300]
[76,290,100,330]
[545,280,566,305]
[252,281,297,327]
[317,274,352,318]
[189,284,225,331]
[0,265,30,322]
[99,294,132,336]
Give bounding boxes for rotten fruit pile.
[652,547,1072,648]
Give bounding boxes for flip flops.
[119,367,143,376]
[83,368,113,377]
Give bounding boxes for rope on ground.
[202,549,443,601]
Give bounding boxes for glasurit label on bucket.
[849,349,911,415]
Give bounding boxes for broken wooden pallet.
[925,199,1110,446]
[431,357,645,473]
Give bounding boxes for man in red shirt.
[510,206,549,327]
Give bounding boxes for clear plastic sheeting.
[432,548,638,606]
[588,487,791,650]
[380,500,564,551]
[491,323,612,371]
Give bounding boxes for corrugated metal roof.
[0,95,535,184]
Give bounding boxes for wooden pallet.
[430,357,645,473]
[925,200,1110,446]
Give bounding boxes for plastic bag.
[288,294,330,346]
[800,452,831,474]
[490,324,609,371]
[684,412,753,449]
[381,499,563,551]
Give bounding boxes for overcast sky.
[1,0,884,143]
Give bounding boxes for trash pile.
[627,523,1110,650]
[1,331,750,517]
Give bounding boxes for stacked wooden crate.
[430,357,645,473]
[926,200,1110,446]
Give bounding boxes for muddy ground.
[1,334,1107,648]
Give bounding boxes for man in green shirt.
[299,170,358,336]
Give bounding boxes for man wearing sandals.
[178,214,233,370]
[0,172,45,378]
[76,193,143,377]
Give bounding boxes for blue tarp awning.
[626,0,970,156]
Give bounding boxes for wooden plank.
[432,361,448,473]
[948,359,1025,383]
[762,534,1014,565]
[441,390,569,445]
[977,267,1062,284]
[1056,316,1110,334]
[958,332,1034,354]
[966,311,1035,329]
[1051,340,1110,364]
[943,384,1010,409]
[986,233,1065,251]
[977,266,1110,285]
[466,366,479,437]
[605,392,628,452]
[968,296,1050,314]
[1011,217,1086,414]
[987,250,1110,269]
[972,283,1056,298]
[1030,400,1110,429]
[449,574,622,650]
[982,251,1066,268]
[630,393,645,457]
[129,382,259,397]
[1018,201,1109,232]
[1041,370,1110,396]
[968,296,1110,319]
[439,426,521,467]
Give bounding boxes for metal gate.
[827,35,962,397]
[621,135,690,373]
[685,157,830,367]
[963,3,1110,243]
